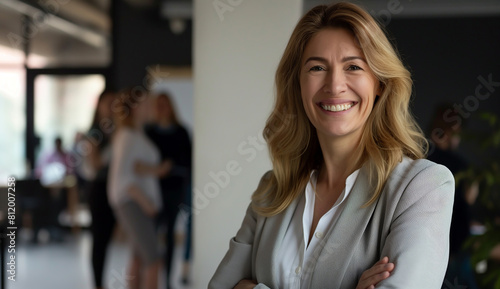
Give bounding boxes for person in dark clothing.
[86,90,117,289]
[428,104,479,289]
[142,92,192,289]
[181,178,192,285]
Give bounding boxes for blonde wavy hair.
[252,2,428,217]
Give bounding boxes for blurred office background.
[0,0,499,288]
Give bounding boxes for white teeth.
[321,102,353,112]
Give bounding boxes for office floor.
[6,221,192,289]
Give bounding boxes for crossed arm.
[234,257,395,289]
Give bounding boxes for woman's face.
[133,94,154,125]
[98,93,114,120]
[300,28,380,143]
[155,95,173,122]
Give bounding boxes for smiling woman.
[300,28,380,143]
[209,2,455,289]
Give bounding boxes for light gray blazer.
[209,157,455,289]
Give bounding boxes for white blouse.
[276,169,360,289]
[108,127,162,210]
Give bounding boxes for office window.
[0,45,26,183]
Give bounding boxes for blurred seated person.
[34,136,76,241]
[36,136,73,186]
[427,104,479,289]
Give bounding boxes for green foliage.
[461,112,500,289]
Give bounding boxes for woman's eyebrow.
[303,56,328,65]
[303,55,367,65]
[341,56,367,63]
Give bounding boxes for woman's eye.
[309,65,325,72]
[347,65,362,71]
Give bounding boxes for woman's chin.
[316,126,360,140]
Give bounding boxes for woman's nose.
[323,70,347,96]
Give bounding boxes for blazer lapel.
[309,164,379,288]
[255,194,303,287]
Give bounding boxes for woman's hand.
[158,159,173,177]
[233,279,258,289]
[128,185,158,218]
[356,256,394,289]
[134,161,149,175]
[134,160,173,177]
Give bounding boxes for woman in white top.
[108,89,169,289]
[209,2,454,289]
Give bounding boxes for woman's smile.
[318,101,358,113]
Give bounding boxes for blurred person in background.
[140,92,192,288]
[85,90,117,289]
[72,131,89,200]
[181,173,193,285]
[427,104,479,289]
[35,136,73,241]
[35,136,73,182]
[108,88,166,289]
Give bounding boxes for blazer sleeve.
[208,203,258,289]
[377,162,455,288]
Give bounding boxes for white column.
[192,0,303,287]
